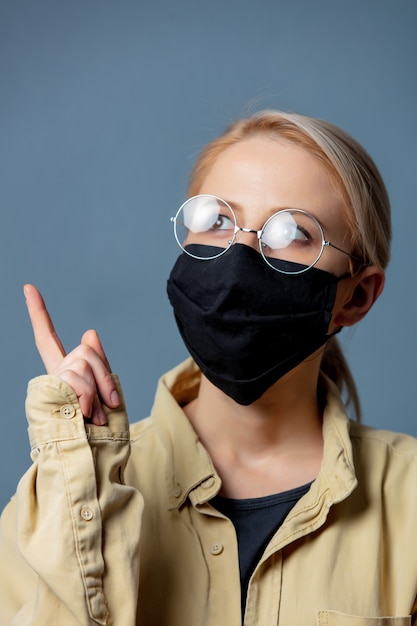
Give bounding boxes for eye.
[292,224,311,242]
[210,214,235,231]
[261,211,320,250]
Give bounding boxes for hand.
[24,284,120,425]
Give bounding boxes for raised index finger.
[24,284,66,373]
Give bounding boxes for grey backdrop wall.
[1,0,416,511]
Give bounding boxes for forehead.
[197,136,347,234]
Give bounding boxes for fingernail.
[111,389,120,407]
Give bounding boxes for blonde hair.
[187,110,392,420]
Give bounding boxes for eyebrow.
[224,199,289,219]
[223,198,331,233]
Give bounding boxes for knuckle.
[77,344,92,359]
[77,358,91,375]
[102,371,114,385]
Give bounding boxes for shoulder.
[124,417,165,491]
[323,378,417,469]
[129,417,161,457]
[348,421,417,495]
[128,414,176,462]
[349,421,417,457]
[129,416,155,440]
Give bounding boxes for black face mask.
[167,243,342,405]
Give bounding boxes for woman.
[1,110,416,625]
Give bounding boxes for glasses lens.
[260,210,324,273]
[173,195,236,259]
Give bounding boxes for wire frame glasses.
[171,194,363,275]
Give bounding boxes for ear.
[332,265,385,329]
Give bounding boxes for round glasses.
[171,194,363,275]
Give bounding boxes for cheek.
[314,250,351,277]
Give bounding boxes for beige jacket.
[1,358,417,625]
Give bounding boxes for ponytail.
[320,337,361,421]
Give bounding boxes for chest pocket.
[317,611,411,625]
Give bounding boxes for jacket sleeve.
[0,374,144,626]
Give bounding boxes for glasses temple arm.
[324,240,368,265]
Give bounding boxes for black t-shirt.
[211,482,311,617]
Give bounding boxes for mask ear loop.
[347,256,372,278]
[336,265,355,281]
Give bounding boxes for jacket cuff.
[26,374,129,451]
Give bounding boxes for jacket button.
[60,404,76,419]
[81,506,94,521]
[201,477,215,489]
[210,542,224,555]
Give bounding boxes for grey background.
[1,0,416,511]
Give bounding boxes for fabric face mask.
[167,243,342,405]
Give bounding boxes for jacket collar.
[151,359,358,512]
[265,377,358,549]
[151,359,221,509]
[319,377,358,503]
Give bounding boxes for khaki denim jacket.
[1,358,417,625]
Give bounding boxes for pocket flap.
[317,610,411,625]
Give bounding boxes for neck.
[184,355,325,498]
